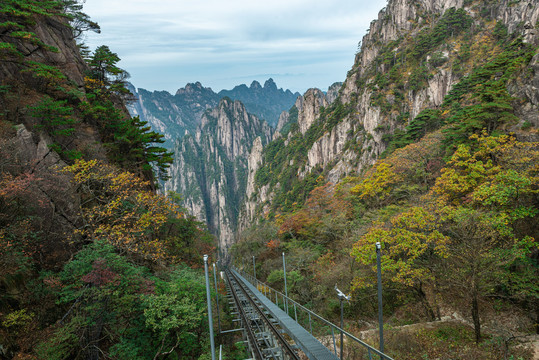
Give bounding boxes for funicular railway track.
[225,269,301,360]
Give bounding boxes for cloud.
[82,0,386,93]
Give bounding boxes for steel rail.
[227,269,301,360]
[226,270,265,360]
[226,269,281,359]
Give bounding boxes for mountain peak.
[176,82,213,96]
[250,80,262,89]
[264,78,277,90]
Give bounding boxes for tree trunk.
[417,282,436,321]
[472,292,481,343]
[83,296,107,360]
[536,299,539,334]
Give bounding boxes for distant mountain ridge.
[127,82,220,148]
[218,78,299,127]
[127,79,300,148]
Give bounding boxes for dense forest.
[1,0,538,359]
[232,2,539,359]
[0,0,222,358]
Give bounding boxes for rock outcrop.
[126,82,220,148]
[239,0,539,227]
[164,99,272,250]
[297,89,328,135]
[274,111,290,136]
[326,82,343,104]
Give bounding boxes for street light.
[213,263,221,334]
[335,285,350,360]
[376,242,384,354]
[203,255,216,360]
[282,252,289,313]
[252,255,256,279]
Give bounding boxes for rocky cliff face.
[126,82,220,148]
[326,82,343,105]
[274,111,290,136]
[127,79,299,150]
[164,99,272,250]
[239,0,539,226]
[241,84,342,222]
[239,136,265,231]
[0,14,87,91]
[296,89,328,135]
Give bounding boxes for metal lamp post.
[213,263,221,334]
[204,255,216,360]
[376,242,384,354]
[335,286,351,360]
[282,252,289,313]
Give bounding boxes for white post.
[204,255,216,360]
[376,242,384,354]
[282,252,289,313]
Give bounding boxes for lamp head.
[335,284,351,301]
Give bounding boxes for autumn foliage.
[351,133,538,342]
[59,159,212,264]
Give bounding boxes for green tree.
[351,206,449,320]
[433,133,538,342]
[87,45,124,82]
[37,241,211,359]
[445,81,518,146]
[351,161,401,208]
[438,207,522,343]
[61,0,100,39]
[143,267,208,359]
[107,116,173,181]
[87,45,132,98]
[82,48,172,181]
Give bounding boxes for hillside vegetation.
[233,1,539,358]
[0,1,219,358]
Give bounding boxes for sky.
[82,0,387,94]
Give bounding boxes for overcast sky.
[82,0,387,94]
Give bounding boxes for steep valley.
[126,79,304,249]
[163,98,273,251]
[1,0,539,358]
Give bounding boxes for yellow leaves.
[1,309,34,329]
[434,133,539,210]
[62,159,183,261]
[83,76,105,90]
[62,159,99,184]
[351,207,449,289]
[351,161,401,207]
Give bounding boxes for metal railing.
[233,267,395,360]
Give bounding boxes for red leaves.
[266,239,280,250]
[0,172,41,200]
[43,276,62,290]
[81,259,119,287]
[138,279,155,295]
[278,182,352,241]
